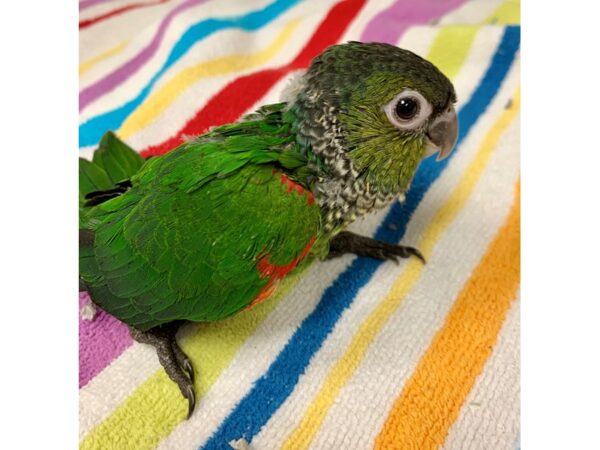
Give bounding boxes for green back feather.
[80,112,322,330]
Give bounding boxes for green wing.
[80,129,321,331]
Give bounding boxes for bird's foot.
[327,231,425,264]
[129,321,196,418]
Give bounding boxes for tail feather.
[79,132,144,209]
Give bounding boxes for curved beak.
[423,104,458,161]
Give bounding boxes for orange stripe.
[374,180,520,450]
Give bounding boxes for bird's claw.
[390,245,426,264]
[172,340,195,384]
[183,384,196,420]
[181,358,195,384]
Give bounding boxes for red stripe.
[79,0,171,29]
[141,0,367,158]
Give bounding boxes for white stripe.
[79,146,96,161]
[79,343,158,439]
[241,70,303,116]
[439,0,504,25]
[442,295,520,450]
[309,91,520,450]
[250,26,511,449]
[396,25,439,58]
[79,0,177,68]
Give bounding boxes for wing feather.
[81,110,321,330]
[83,162,320,330]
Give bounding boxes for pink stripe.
[79,292,133,388]
[79,0,209,112]
[360,0,467,44]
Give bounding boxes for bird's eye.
[384,90,432,131]
[395,97,419,120]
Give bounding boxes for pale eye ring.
[384,90,432,130]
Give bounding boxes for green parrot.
[79,42,458,418]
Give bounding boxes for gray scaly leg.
[129,321,196,419]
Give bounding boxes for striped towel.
[79,0,520,448]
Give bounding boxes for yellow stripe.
[280,30,511,450]
[427,25,479,80]
[79,41,129,76]
[118,18,301,139]
[375,180,520,449]
[487,0,520,24]
[80,271,304,450]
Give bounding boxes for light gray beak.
[423,104,458,161]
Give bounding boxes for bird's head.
[288,41,458,194]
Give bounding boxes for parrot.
[79,41,458,419]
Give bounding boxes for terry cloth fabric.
[79,0,521,448]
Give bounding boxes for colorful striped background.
[79,0,520,448]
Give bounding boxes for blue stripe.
[200,26,520,449]
[79,0,301,148]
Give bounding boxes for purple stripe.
[80,0,117,12]
[79,292,133,388]
[360,0,467,44]
[79,0,209,111]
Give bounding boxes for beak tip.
[427,106,458,162]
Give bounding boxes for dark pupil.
[395,98,418,120]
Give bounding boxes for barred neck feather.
[289,94,405,234]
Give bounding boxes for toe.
[182,358,195,384]
[390,245,426,264]
[183,384,196,419]
[171,341,195,383]
[406,247,426,264]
